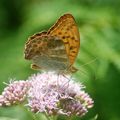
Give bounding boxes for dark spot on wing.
[62,36,65,39]
[64,41,69,44]
[72,51,76,53]
[33,44,38,48]
[69,54,75,57]
[66,36,70,38]
[71,37,75,40]
[66,28,69,31]
[30,36,36,39]
[58,32,62,35]
[70,46,73,50]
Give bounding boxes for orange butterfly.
[24,14,80,74]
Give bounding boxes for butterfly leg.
[57,71,71,92]
[67,65,78,73]
[56,72,68,93]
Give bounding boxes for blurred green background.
[0,0,120,120]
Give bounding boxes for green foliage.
[0,0,120,120]
[0,117,18,120]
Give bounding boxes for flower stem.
[18,104,37,120]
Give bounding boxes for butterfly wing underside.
[24,14,80,73]
[24,31,47,60]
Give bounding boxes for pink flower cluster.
[0,80,30,106]
[0,72,93,117]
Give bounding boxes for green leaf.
[0,117,18,120]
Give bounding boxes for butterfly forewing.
[47,14,80,65]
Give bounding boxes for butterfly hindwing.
[25,32,68,63]
[24,31,47,60]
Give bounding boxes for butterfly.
[24,13,80,74]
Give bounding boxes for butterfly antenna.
[77,68,89,78]
[76,58,98,78]
[79,57,98,68]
